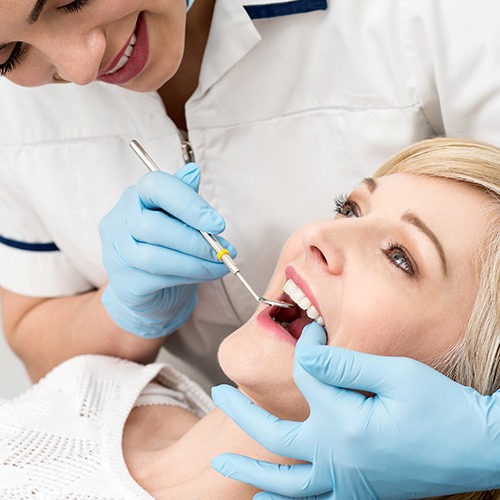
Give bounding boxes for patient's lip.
[257,307,297,345]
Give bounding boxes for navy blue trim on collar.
[244,0,327,19]
[0,235,59,252]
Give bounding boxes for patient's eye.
[383,243,416,277]
[334,194,359,218]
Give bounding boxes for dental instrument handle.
[199,231,239,274]
[130,139,162,172]
[199,231,261,302]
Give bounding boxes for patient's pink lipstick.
[98,12,149,85]
[257,304,298,345]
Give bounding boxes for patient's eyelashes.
[334,193,359,218]
[383,242,417,277]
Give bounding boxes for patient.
[0,137,499,499]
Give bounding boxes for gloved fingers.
[212,385,305,459]
[292,323,364,411]
[298,345,423,398]
[255,493,332,500]
[212,455,328,498]
[127,209,237,261]
[174,162,201,191]
[114,243,231,284]
[137,171,225,234]
[296,322,327,349]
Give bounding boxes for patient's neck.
[123,405,289,498]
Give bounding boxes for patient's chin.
[238,384,311,423]
[217,334,256,387]
[217,335,309,421]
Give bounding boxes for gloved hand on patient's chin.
[99,163,235,338]
[211,321,500,499]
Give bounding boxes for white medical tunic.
[1,0,500,383]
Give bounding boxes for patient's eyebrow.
[27,0,48,24]
[402,211,448,275]
[362,177,377,193]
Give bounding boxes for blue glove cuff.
[102,285,197,339]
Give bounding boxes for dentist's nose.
[302,220,346,276]
[50,30,106,85]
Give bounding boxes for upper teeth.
[107,33,136,75]
[283,279,325,326]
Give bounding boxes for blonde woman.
[1,138,499,499]
[215,138,500,499]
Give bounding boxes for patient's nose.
[302,221,345,276]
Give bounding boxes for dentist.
[1,1,500,498]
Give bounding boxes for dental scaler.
[129,139,293,310]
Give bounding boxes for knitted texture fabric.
[0,355,214,499]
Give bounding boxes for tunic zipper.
[180,137,246,325]
[181,139,196,164]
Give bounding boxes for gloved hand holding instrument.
[99,150,234,338]
[100,140,291,339]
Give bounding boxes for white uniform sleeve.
[0,153,91,297]
[0,77,180,299]
[401,0,500,144]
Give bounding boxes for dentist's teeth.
[107,33,137,74]
[109,54,129,74]
[125,34,136,56]
[283,279,325,327]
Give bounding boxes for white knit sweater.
[0,355,214,499]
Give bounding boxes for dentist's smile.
[97,13,149,85]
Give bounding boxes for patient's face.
[218,173,491,420]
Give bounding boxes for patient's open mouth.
[268,279,325,341]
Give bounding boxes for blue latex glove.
[211,322,500,499]
[99,163,235,338]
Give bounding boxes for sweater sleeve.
[0,356,161,498]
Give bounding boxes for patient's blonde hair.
[375,137,500,500]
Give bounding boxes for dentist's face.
[218,173,491,421]
[0,0,186,90]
